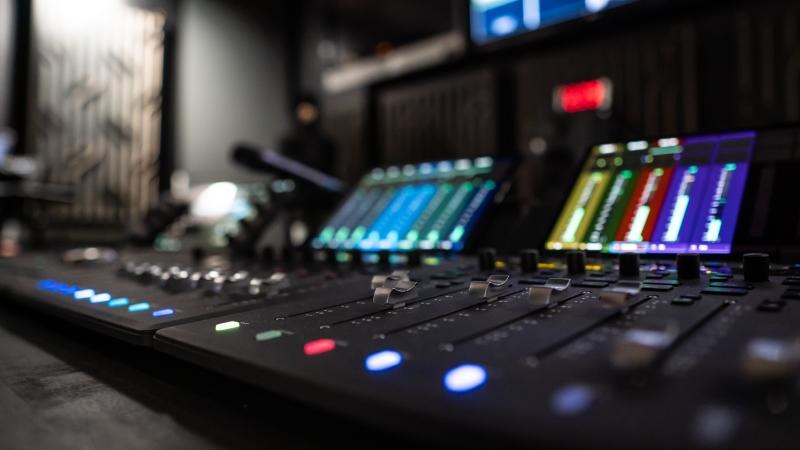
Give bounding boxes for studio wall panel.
[0,0,14,128]
[29,0,166,226]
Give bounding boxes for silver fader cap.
[248,272,290,296]
[611,321,678,371]
[599,280,643,307]
[373,276,418,308]
[528,278,571,306]
[740,337,800,382]
[371,270,410,289]
[469,274,510,301]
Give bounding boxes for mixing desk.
[2,133,800,449]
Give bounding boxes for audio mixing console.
[2,132,800,449]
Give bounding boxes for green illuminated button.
[128,302,150,312]
[255,330,283,342]
[215,321,240,332]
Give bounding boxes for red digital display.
[554,78,612,113]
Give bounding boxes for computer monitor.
[470,0,639,44]
[545,131,755,254]
[312,157,510,252]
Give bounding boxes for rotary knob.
[566,251,586,275]
[520,249,539,273]
[478,248,496,271]
[619,253,640,278]
[743,253,770,282]
[676,253,700,280]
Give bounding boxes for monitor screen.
[470,0,638,44]
[545,132,756,254]
[312,157,508,252]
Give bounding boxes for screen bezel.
[466,0,682,52]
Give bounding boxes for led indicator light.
[90,293,112,304]
[152,308,175,317]
[73,289,95,300]
[108,298,129,307]
[37,280,56,290]
[554,78,612,114]
[444,364,487,393]
[304,338,336,355]
[215,321,240,332]
[128,302,150,312]
[255,330,283,342]
[58,285,79,296]
[365,350,403,372]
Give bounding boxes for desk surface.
[0,300,432,450]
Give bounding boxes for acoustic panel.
[30,0,166,226]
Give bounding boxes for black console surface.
[153,259,800,449]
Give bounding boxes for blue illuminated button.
[365,350,403,372]
[551,384,595,416]
[57,285,79,296]
[108,298,129,308]
[444,364,487,393]
[152,308,174,317]
[90,293,112,304]
[37,280,57,290]
[73,289,95,300]
[128,302,150,312]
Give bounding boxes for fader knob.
[743,253,770,282]
[566,251,586,275]
[619,253,640,278]
[478,248,496,271]
[677,253,700,280]
[520,249,539,273]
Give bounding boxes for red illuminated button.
[304,338,336,356]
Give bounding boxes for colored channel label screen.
[545,132,756,254]
[470,0,638,44]
[312,157,506,252]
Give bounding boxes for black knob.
[349,249,363,268]
[323,248,336,265]
[566,251,586,275]
[301,247,315,263]
[191,246,206,264]
[619,253,640,278]
[260,246,275,264]
[677,253,700,279]
[283,246,297,265]
[407,250,422,268]
[520,249,539,273]
[378,250,391,267]
[478,248,496,271]
[743,253,770,282]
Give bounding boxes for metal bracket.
[528,278,571,306]
[469,274,510,301]
[599,280,642,307]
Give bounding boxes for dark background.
[5,0,800,250]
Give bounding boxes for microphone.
[231,143,345,194]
